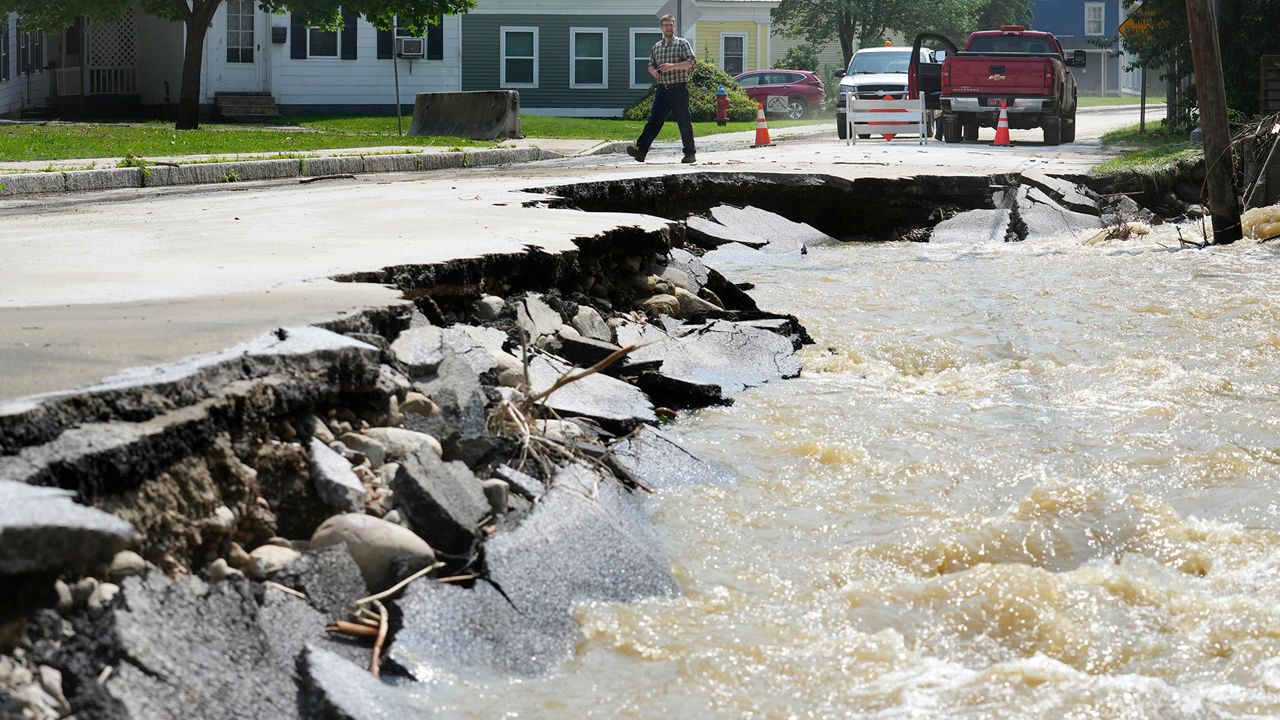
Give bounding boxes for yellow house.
[687,0,778,76]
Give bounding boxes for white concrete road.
[0,105,1161,402]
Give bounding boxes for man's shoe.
[681,153,696,164]
[626,145,646,163]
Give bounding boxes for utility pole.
[1185,0,1241,244]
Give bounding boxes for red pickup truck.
[939,26,1086,145]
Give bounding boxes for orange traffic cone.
[992,101,1011,146]
[751,102,773,148]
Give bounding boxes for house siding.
[770,35,845,76]
[461,13,659,113]
[137,12,182,106]
[1031,0,1123,95]
[0,13,48,116]
[695,21,767,73]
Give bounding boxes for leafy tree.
[0,0,474,130]
[772,0,1021,66]
[773,44,818,72]
[1117,0,1277,122]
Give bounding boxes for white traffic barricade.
[844,92,929,146]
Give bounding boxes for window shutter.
[290,13,305,59]
[341,11,357,60]
[377,28,392,59]
[427,21,443,60]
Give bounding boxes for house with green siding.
[460,0,670,116]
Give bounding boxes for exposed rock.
[248,544,301,580]
[0,481,135,576]
[1020,172,1101,216]
[108,551,147,582]
[360,427,442,461]
[308,438,367,513]
[339,433,387,469]
[391,448,489,558]
[571,306,612,342]
[310,513,435,591]
[87,582,120,619]
[672,287,722,316]
[474,295,506,322]
[548,334,624,369]
[301,414,335,444]
[389,464,676,678]
[390,326,447,376]
[525,354,656,427]
[404,341,499,467]
[514,294,564,345]
[609,425,735,490]
[481,479,510,516]
[398,392,440,418]
[639,294,681,317]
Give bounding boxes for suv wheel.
[787,98,808,120]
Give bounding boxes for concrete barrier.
[408,91,521,140]
[64,167,143,192]
[0,172,67,196]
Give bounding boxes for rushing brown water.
[437,226,1280,718]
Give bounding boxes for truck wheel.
[836,113,848,140]
[1042,118,1061,146]
[943,115,961,143]
[963,120,979,142]
[1061,110,1077,143]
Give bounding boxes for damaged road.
[0,148,1172,718]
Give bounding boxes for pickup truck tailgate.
[945,56,1049,96]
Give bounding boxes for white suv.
[834,45,937,139]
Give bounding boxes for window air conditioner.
[397,37,425,58]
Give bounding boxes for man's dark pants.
[637,83,695,156]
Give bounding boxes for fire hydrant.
[715,86,730,126]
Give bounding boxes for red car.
[732,69,826,119]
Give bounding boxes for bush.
[774,45,819,73]
[623,62,758,123]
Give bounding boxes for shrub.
[774,45,819,73]
[623,62,758,123]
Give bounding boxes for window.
[1,24,9,83]
[500,27,537,88]
[570,28,607,88]
[226,0,255,63]
[308,26,338,57]
[736,72,761,87]
[721,33,746,76]
[1085,3,1104,36]
[630,29,662,88]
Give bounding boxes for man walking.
[627,14,697,164]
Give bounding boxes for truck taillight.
[1044,63,1053,92]
[943,62,950,91]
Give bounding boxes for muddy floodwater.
[435,228,1280,718]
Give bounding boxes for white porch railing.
[90,66,138,95]
[54,67,83,97]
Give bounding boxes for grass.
[1090,120,1202,178]
[1076,95,1166,107]
[0,113,823,164]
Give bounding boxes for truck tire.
[836,113,848,140]
[963,118,979,142]
[1042,117,1061,146]
[1061,110,1077,143]
[943,115,961,143]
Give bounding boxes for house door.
[213,0,265,92]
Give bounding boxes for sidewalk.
[0,121,832,197]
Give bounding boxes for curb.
[0,146,560,199]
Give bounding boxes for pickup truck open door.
[909,33,959,110]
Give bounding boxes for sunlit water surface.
[427,226,1280,718]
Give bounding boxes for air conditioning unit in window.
[396,37,425,58]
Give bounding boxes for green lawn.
[0,114,821,164]
[1090,120,1202,178]
[1077,95,1166,107]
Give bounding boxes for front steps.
[214,92,280,123]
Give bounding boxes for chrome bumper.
[944,97,1052,114]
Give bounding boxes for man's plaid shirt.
[649,35,696,86]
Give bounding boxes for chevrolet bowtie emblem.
[988,73,1006,81]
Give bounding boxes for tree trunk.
[175,0,222,130]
